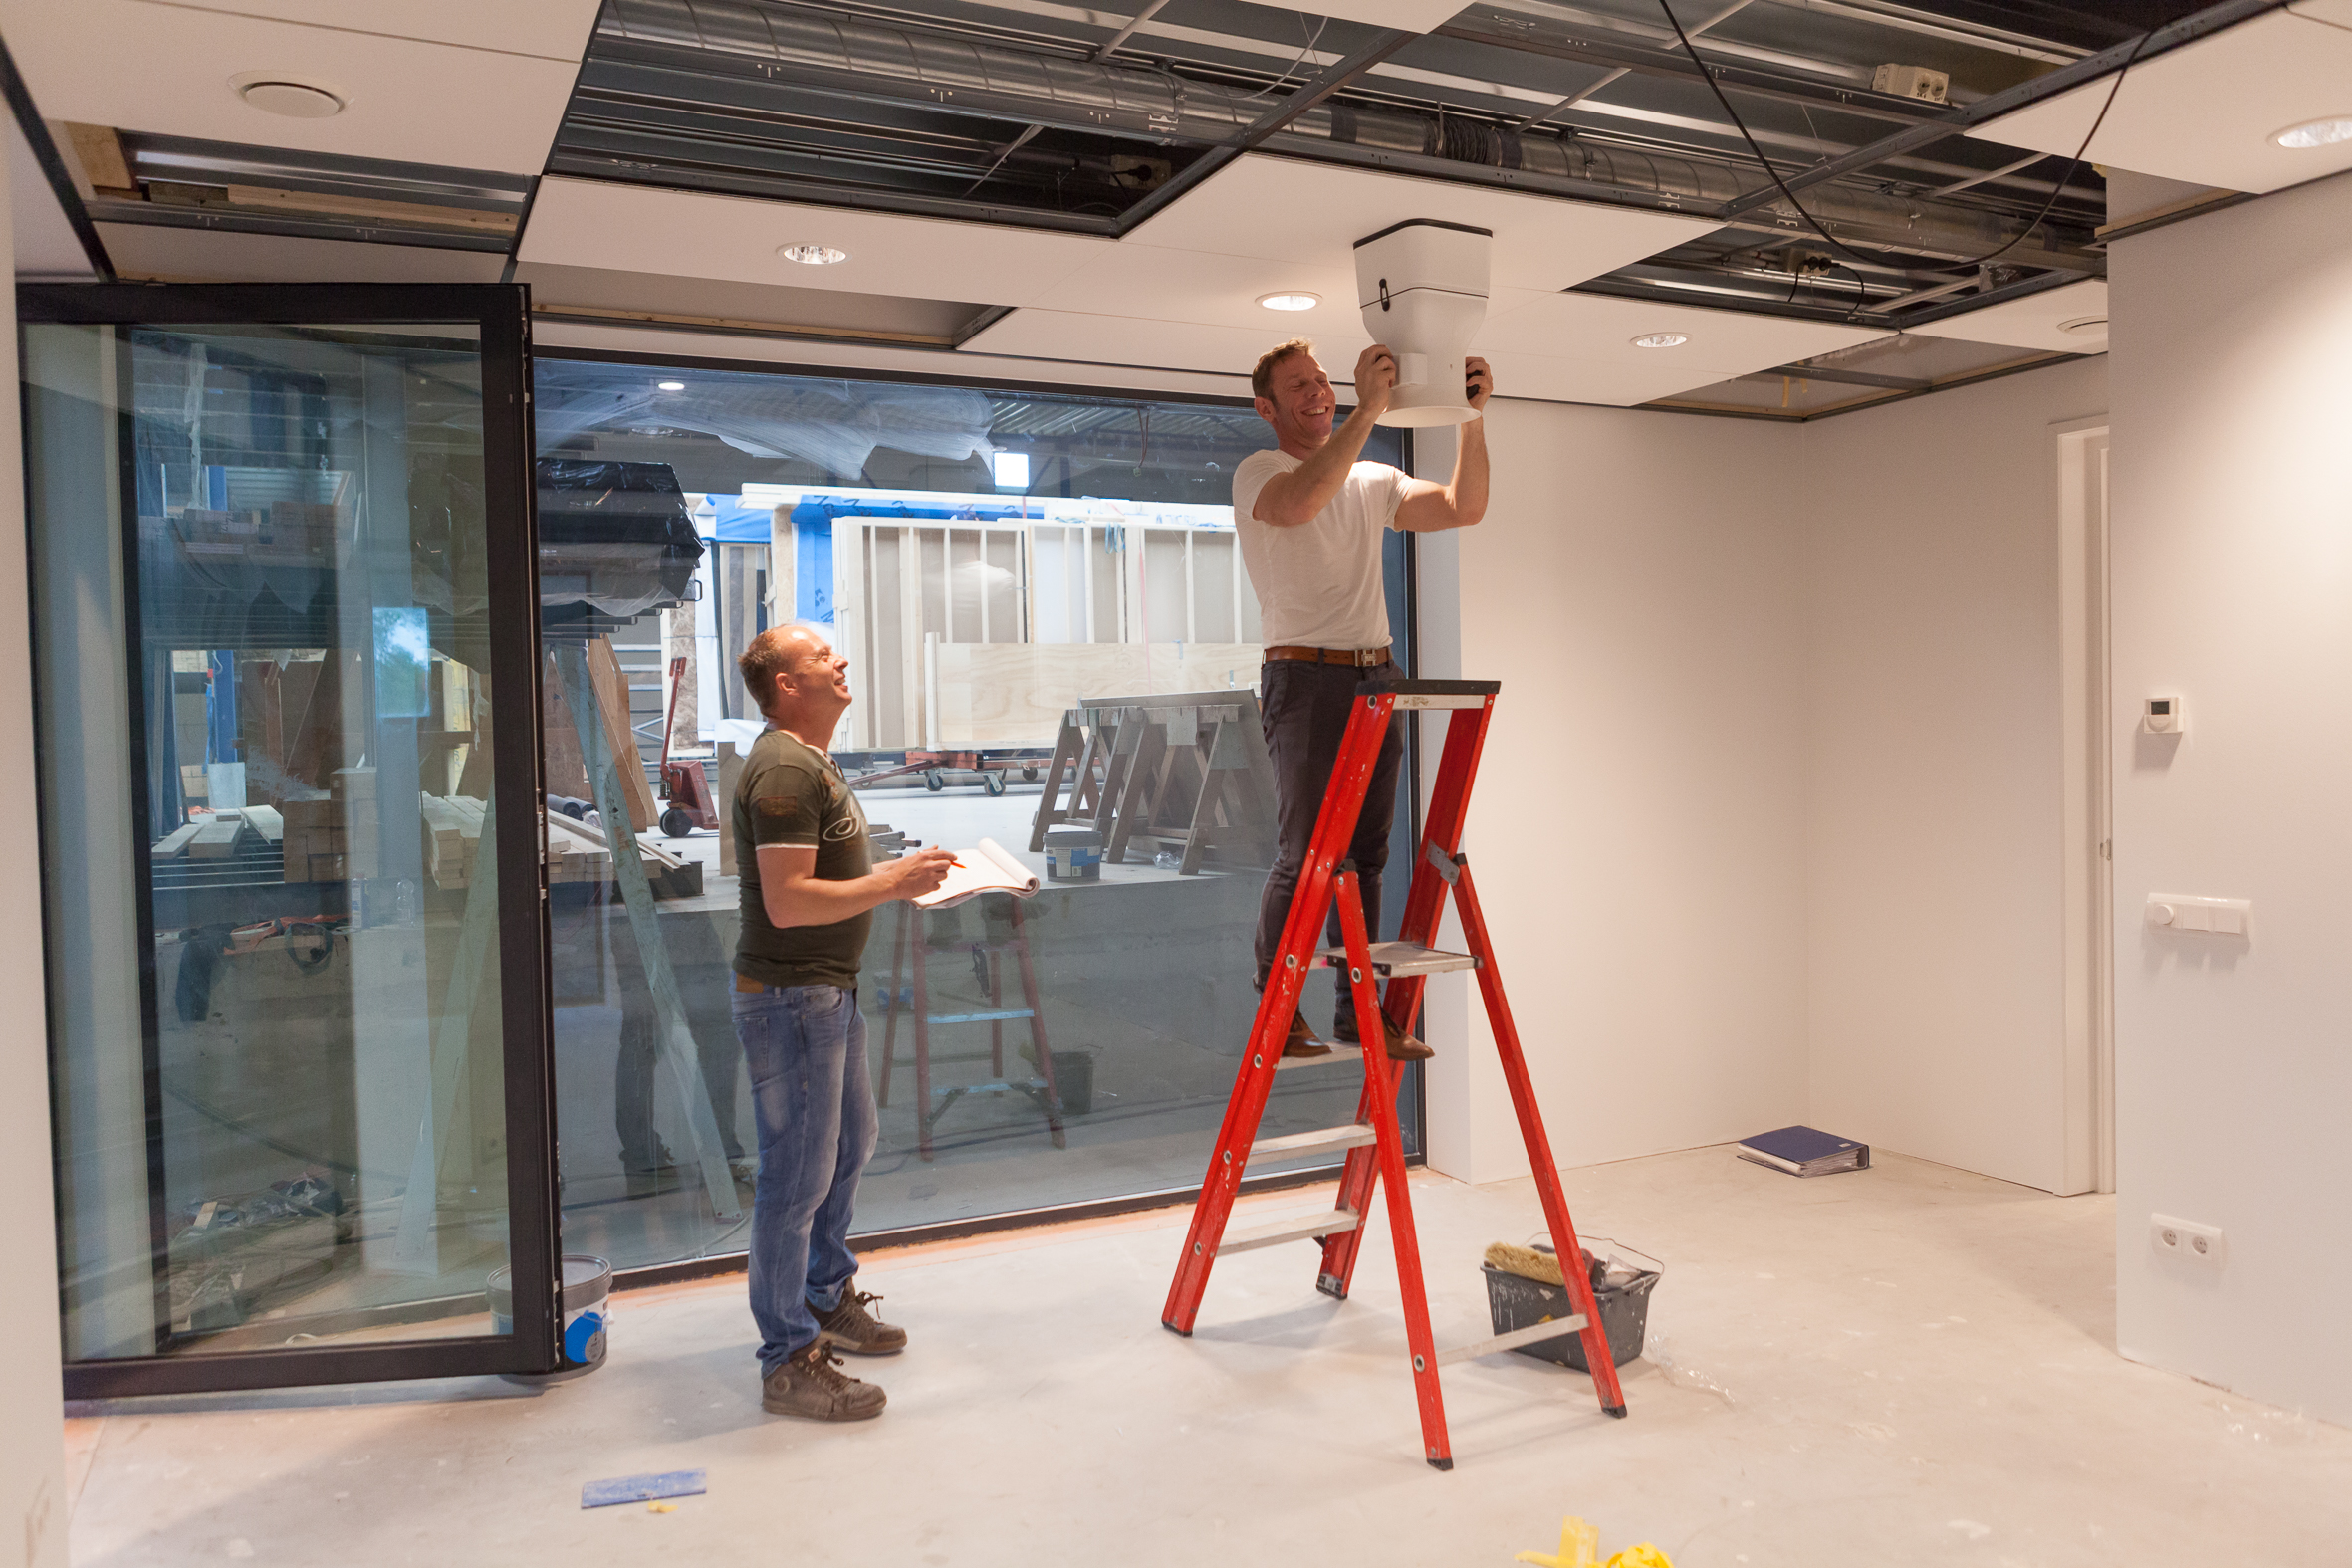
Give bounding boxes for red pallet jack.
[657,655,720,839]
[1161,678,1627,1468]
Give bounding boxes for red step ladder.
[1161,678,1627,1468]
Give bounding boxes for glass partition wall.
[28,287,557,1395]
[533,354,1420,1277]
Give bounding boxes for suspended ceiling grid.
[10,0,2346,414]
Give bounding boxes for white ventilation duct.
[1354,220,1490,428]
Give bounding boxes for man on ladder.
[1232,336,1495,1059]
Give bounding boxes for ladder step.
[1315,940,1480,977]
[1217,1207,1361,1255]
[1434,1313,1589,1368]
[1248,1124,1376,1163]
[915,1008,1036,1024]
[1272,1043,1362,1072]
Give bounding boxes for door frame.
[2055,415,2114,1197]
[22,283,562,1395]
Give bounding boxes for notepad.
[1736,1124,1870,1178]
[913,837,1042,909]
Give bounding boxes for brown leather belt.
[1264,644,1391,667]
[735,973,768,994]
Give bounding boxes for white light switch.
[2147,894,2250,935]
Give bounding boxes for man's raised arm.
[1395,355,1493,534]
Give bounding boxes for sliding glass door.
[24,285,558,1395]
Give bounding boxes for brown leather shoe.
[1380,1014,1435,1062]
[761,1342,885,1421]
[813,1288,906,1356]
[1283,1008,1331,1058]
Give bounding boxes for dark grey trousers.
[1253,658,1406,1017]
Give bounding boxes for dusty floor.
[64,1147,2352,1567]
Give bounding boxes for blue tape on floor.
[582,1469,707,1508]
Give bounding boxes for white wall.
[1418,399,1809,1184]
[0,131,73,1568]
[1799,357,2109,1193]
[2108,170,2352,1424]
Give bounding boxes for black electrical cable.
[1655,0,2153,276]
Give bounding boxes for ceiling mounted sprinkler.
[1353,219,1492,428]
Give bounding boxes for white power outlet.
[2150,1213,2227,1269]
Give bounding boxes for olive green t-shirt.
[733,727,872,989]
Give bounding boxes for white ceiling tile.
[96,223,506,282]
[958,310,1323,382]
[1904,279,2109,354]
[11,119,97,279]
[1478,292,1882,383]
[1044,241,1547,336]
[1297,0,1477,31]
[0,0,581,174]
[134,1,603,61]
[1121,153,1719,293]
[1475,349,1731,409]
[519,178,1114,308]
[1966,11,2352,195]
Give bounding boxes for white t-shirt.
[1231,448,1410,650]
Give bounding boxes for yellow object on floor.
[647,1502,677,1514]
[1515,1515,1672,1568]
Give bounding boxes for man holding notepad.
[731,623,954,1422]
[1234,336,1494,1059]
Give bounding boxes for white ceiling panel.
[2288,0,2352,31]
[1905,279,2109,354]
[1294,0,1478,31]
[959,309,1331,382]
[1478,292,1882,387]
[520,177,1113,308]
[158,1,604,61]
[1475,349,1744,409]
[1043,240,1547,337]
[11,120,97,279]
[1966,10,2352,195]
[1122,153,1720,293]
[0,0,583,173]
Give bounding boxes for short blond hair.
[738,625,811,715]
[1251,337,1315,400]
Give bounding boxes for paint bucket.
[486,1254,613,1374]
[1050,1050,1094,1115]
[1481,1243,1661,1372]
[1044,825,1102,881]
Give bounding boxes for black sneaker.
[761,1342,886,1421]
[813,1288,907,1355]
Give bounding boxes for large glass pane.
[533,357,1416,1271]
[33,320,526,1359]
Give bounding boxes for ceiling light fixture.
[1630,332,1690,349]
[778,242,848,266]
[234,78,346,118]
[2057,316,2108,337]
[1257,292,1319,312]
[657,380,686,391]
[2272,116,2352,149]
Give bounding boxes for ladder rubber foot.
[1602,1404,1628,1420]
[1161,1320,1192,1338]
[1315,1273,1349,1300]
[1427,1456,1454,1471]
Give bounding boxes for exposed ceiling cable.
[1654,0,2149,278]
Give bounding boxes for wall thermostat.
[2144,696,2184,734]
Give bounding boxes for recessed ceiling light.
[2057,316,2107,337]
[2272,116,2352,150]
[1630,332,1689,349]
[778,242,848,266]
[657,380,686,391]
[1258,292,1319,312]
[236,79,345,118]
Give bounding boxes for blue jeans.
[732,981,876,1374]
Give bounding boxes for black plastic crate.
[1481,1257,1660,1372]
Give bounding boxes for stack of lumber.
[419,794,486,889]
[545,809,702,899]
[282,768,380,883]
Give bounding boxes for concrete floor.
[63,1147,2352,1567]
